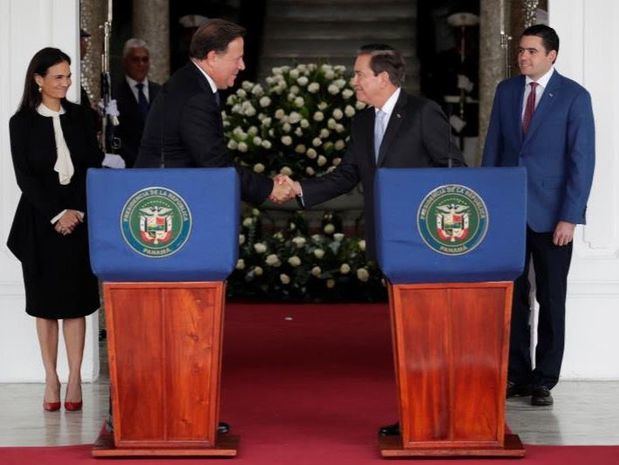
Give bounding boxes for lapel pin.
[549,93,554,97]
[396,113,401,118]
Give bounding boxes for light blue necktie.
[374,109,387,161]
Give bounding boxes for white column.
[0,0,99,382]
[550,0,619,379]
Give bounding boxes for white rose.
[312,137,322,147]
[268,128,275,137]
[289,111,301,124]
[280,273,291,284]
[326,166,336,173]
[244,106,256,117]
[342,88,354,99]
[345,105,355,117]
[289,69,299,79]
[328,84,339,95]
[282,122,291,133]
[280,166,293,176]
[327,118,337,129]
[254,242,267,253]
[358,239,366,251]
[323,223,335,234]
[326,279,335,288]
[272,66,282,75]
[232,104,242,114]
[306,166,315,176]
[311,266,322,277]
[294,127,303,137]
[266,76,274,85]
[295,144,306,154]
[253,163,265,173]
[294,96,305,108]
[237,142,248,152]
[318,102,328,111]
[324,141,334,151]
[334,140,345,150]
[314,249,325,259]
[252,208,261,216]
[248,126,258,136]
[325,70,335,80]
[292,236,306,248]
[289,85,300,94]
[236,88,247,98]
[340,263,351,274]
[356,268,370,282]
[311,234,322,242]
[261,117,272,127]
[332,157,342,166]
[227,140,238,150]
[242,81,253,91]
[236,259,246,270]
[355,101,366,110]
[253,136,262,146]
[239,234,246,245]
[259,96,271,107]
[275,109,285,119]
[254,266,264,276]
[288,256,301,267]
[242,217,253,227]
[332,108,344,120]
[306,148,317,159]
[261,140,272,149]
[335,78,346,89]
[317,155,327,166]
[265,254,281,267]
[300,119,310,128]
[308,82,320,93]
[281,135,293,146]
[252,84,264,96]
[320,129,330,139]
[297,76,308,86]
[313,111,324,122]
[333,233,344,242]
[335,123,345,133]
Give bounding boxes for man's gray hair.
[123,38,149,58]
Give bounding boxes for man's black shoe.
[218,422,231,434]
[506,380,532,398]
[531,386,553,406]
[378,422,400,436]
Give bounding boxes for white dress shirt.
[522,67,554,119]
[126,76,150,103]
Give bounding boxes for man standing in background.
[483,25,595,406]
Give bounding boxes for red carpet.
[1,303,618,464]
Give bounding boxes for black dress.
[7,102,103,319]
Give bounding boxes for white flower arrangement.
[223,62,365,179]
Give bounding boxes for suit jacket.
[7,102,104,268]
[114,78,161,167]
[135,62,272,205]
[482,71,595,232]
[300,90,464,259]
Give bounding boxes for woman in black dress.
[8,48,103,412]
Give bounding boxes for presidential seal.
[120,187,192,258]
[417,184,488,256]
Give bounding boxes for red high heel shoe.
[64,400,83,411]
[43,401,61,411]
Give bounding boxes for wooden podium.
[372,167,528,458]
[86,168,243,458]
[93,282,238,457]
[379,282,524,457]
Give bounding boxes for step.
[262,37,416,57]
[266,4,416,21]
[263,19,415,40]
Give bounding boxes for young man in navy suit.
[483,25,595,406]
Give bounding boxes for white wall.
[549,0,619,379]
[0,0,99,382]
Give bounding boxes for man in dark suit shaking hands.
[482,25,595,406]
[136,19,291,204]
[115,38,161,167]
[279,44,464,260]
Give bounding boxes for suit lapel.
[511,75,526,144]
[523,71,562,143]
[376,91,406,166]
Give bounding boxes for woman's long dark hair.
[18,47,71,112]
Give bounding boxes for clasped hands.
[268,175,302,204]
[54,209,84,236]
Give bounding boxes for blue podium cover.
[87,168,240,282]
[375,167,526,284]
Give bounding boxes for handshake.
[268,175,302,204]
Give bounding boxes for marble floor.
[0,379,617,447]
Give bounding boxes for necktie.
[135,83,149,119]
[213,91,221,109]
[374,110,387,161]
[522,82,538,134]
